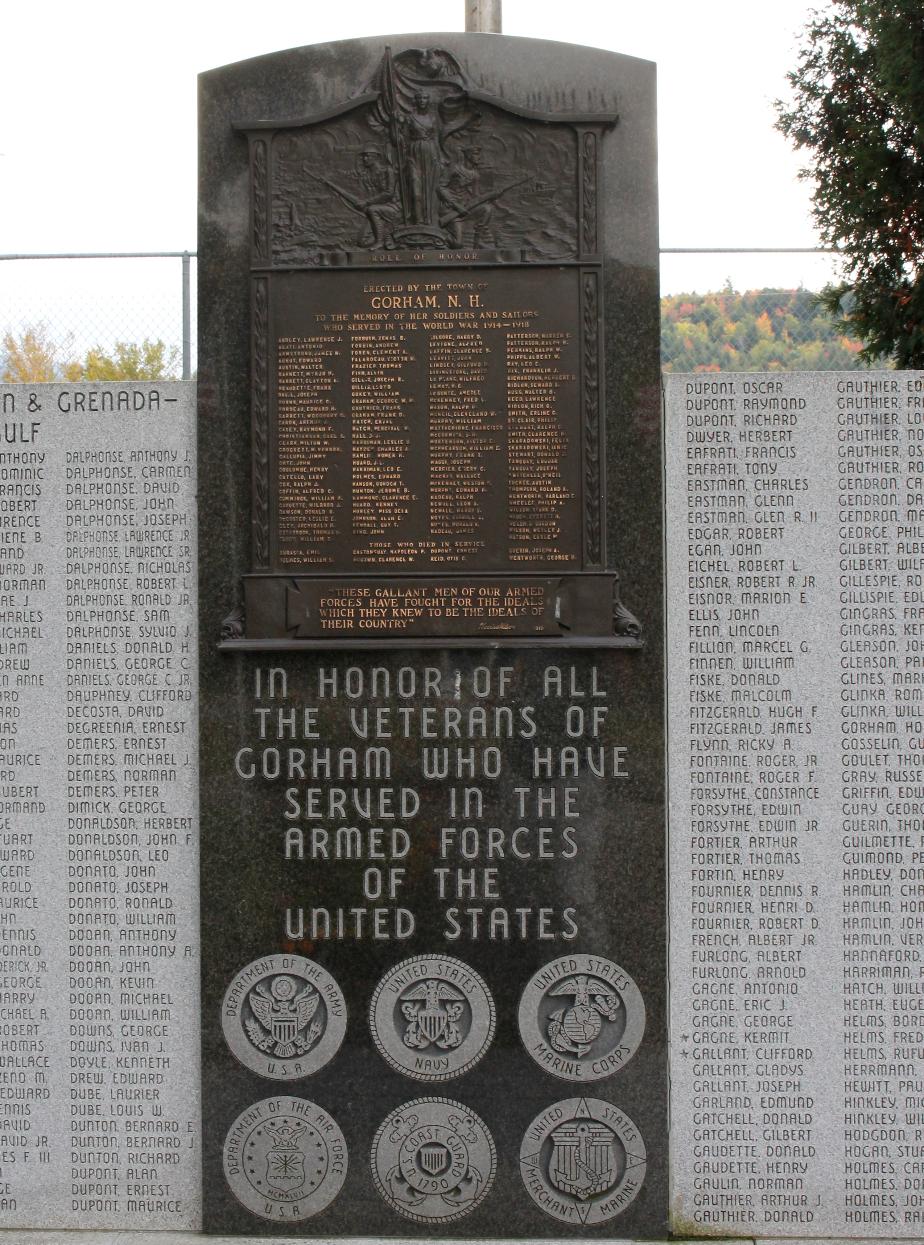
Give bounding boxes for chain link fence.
[0,248,868,378]
[0,253,195,380]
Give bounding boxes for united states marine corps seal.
[222,954,346,1080]
[222,1095,347,1222]
[518,954,644,1081]
[370,954,495,1081]
[520,1097,646,1224]
[371,1097,496,1222]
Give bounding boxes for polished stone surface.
[199,33,663,1237]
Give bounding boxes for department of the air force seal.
[518,954,645,1082]
[370,955,495,1081]
[222,1095,347,1222]
[520,1097,646,1224]
[222,954,347,1080]
[371,1097,496,1222]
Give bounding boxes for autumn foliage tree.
[776,2,924,365]
[1,324,82,382]
[2,326,179,382]
[79,339,180,381]
[661,287,867,372]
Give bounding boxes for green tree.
[776,2,924,365]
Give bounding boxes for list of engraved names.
[272,267,582,572]
[667,372,924,1238]
[0,385,198,1230]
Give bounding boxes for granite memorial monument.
[197,29,665,1238]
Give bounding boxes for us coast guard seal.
[370,954,495,1081]
[371,1097,496,1222]
[222,954,346,1079]
[518,954,644,1081]
[520,1097,646,1224]
[223,1095,347,1222]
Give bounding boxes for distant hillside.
[661,287,876,372]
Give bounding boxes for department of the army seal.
[371,1097,496,1222]
[370,954,495,1081]
[222,954,347,1080]
[520,1097,646,1224]
[518,953,645,1081]
[222,1095,347,1222]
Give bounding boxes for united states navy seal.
[370,954,495,1081]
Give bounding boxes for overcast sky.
[0,0,838,296]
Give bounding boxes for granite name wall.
[0,382,198,1230]
[666,370,924,1238]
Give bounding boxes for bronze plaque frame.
[220,45,640,648]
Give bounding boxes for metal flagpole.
[465,0,502,32]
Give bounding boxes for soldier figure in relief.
[356,148,401,248]
[441,146,496,247]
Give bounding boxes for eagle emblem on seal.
[245,974,322,1058]
[400,978,466,1051]
[546,974,620,1057]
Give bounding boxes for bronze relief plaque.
[219,43,641,648]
